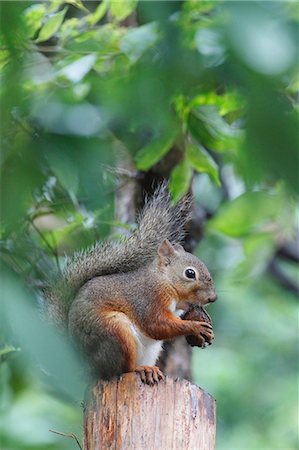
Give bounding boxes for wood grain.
[84,373,216,450]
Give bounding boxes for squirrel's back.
[45,184,191,326]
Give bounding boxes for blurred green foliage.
[0,1,298,449]
[194,230,298,449]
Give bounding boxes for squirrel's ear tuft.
[158,239,176,262]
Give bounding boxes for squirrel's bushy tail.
[45,183,191,326]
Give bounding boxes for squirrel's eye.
[184,268,196,280]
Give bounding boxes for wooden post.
[84,373,216,450]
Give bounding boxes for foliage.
[0,1,298,449]
[193,230,298,449]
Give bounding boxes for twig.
[35,45,65,53]
[30,220,61,273]
[0,251,24,275]
[49,429,83,450]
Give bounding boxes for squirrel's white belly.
[129,323,163,366]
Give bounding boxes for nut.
[181,305,213,348]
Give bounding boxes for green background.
[0,1,298,449]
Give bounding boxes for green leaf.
[36,7,67,43]
[169,158,193,202]
[1,271,85,400]
[43,217,83,247]
[186,143,220,186]
[208,191,283,237]
[60,17,80,39]
[120,22,159,62]
[135,130,177,170]
[64,25,123,55]
[109,0,138,21]
[24,4,47,38]
[188,105,242,152]
[48,0,88,13]
[190,91,244,117]
[195,106,236,137]
[0,345,20,361]
[65,0,90,13]
[47,150,79,195]
[87,0,108,25]
[235,233,276,279]
[243,233,275,259]
[0,49,9,70]
[47,0,66,13]
[58,54,96,83]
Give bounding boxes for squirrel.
[45,184,217,385]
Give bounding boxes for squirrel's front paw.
[188,322,214,348]
[134,365,165,385]
[182,306,214,348]
[198,322,214,344]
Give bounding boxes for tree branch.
[277,243,299,264]
[268,258,299,297]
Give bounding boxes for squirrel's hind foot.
[134,365,165,385]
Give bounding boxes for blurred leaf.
[0,366,82,449]
[0,345,20,362]
[64,24,123,54]
[66,0,89,13]
[58,54,96,83]
[34,101,103,137]
[208,191,283,237]
[87,0,108,26]
[135,129,177,170]
[24,4,47,39]
[189,105,242,152]
[60,17,81,40]
[0,141,44,231]
[0,49,9,70]
[47,0,67,13]
[109,0,138,21]
[43,217,83,248]
[243,233,274,258]
[190,91,245,117]
[120,22,159,62]
[1,1,299,448]
[47,149,79,195]
[169,158,193,202]
[1,271,85,401]
[36,7,67,43]
[186,143,220,186]
[195,27,226,68]
[244,85,299,194]
[236,233,276,280]
[227,2,297,76]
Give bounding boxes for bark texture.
[84,373,216,450]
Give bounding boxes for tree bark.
[84,373,216,450]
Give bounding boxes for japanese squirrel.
[45,184,217,385]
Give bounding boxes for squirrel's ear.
[158,239,176,263]
[173,243,185,253]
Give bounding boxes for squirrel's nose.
[208,293,217,303]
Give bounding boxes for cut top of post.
[84,374,216,450]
